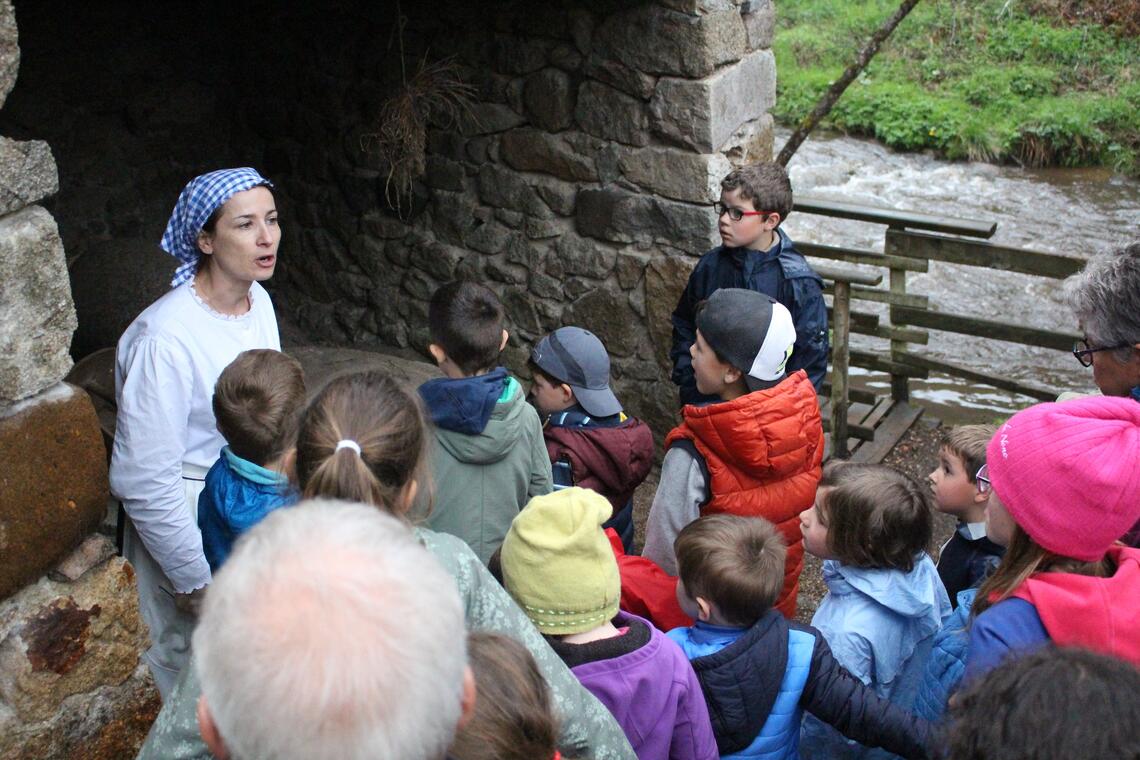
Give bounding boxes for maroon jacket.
[544,418,654,515]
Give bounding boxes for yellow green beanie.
[501,488,620,635]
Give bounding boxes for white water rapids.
[777,128,1140,422]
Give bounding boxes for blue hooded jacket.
[800,555,951,759]
[198,447,297,570]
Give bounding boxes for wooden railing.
[796,197,1087,456]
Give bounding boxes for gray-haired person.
[194,500,474,760]
[1062,240,1140,545]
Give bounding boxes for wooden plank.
[823,432,864,463]
[822,384,879,406]
[821,419,876,441]
[818,399,876,441]
[824,284,929,309]
[887,261,911,402]
[850,349,930,379]
[858,395,894,429]
[796,197,997,238]
[891,352,1058,401]
[850,402,925,463]
[857,322,929,344]
[828,307,879,330]
[815,263,883,287]
[799,241,928,272]
[886,229,1086,279]
[830,280,853,458]
[893,306,1080,351]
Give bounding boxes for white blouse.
[109,279,280,593]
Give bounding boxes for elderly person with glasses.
[1061,240,1140,546]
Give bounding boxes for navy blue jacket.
[671,229,828,405]
[678,611,934,759]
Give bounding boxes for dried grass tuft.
[361,56,477,217]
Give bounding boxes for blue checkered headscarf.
[160,167,274,288]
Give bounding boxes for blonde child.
[798,463,951,759]
[927,424,1002,607]
[668,514,935,759]
[198,349,305,570]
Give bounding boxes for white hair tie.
[335,439,362,456]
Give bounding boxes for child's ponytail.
[303,443,386,508]
[295,370,430,517]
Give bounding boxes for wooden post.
[830,280,852,459]
[886,227,909,402]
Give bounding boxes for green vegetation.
[774,0,1140,174]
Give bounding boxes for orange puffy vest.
[665,370,824,618]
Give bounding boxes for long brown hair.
[972,525,1114,616]
[294,370,431,515]
[450,633,560,760]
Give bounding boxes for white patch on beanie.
[749,302,797,381]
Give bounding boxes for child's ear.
[764,212,781,230]
[724,365,743,385]
[499,329,509,351]
[973,485,989,504]
[398,479,419,514]
[428,343,447,366]
[281,447,298,482]
[457,666,478,730]
[559,383,574,404]
[197,696,230,760]
[695,596,714,623]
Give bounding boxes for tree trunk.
[777,0,923,166]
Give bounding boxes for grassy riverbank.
[774,0,1140,174]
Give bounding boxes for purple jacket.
[561,612,718,760]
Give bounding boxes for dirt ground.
[631,416,956,625]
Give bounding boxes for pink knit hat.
[986,396,1140,561]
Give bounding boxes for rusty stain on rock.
[22,597,102,674]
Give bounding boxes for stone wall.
[0,0,776,434]
[0,2,158,755]
[272,0,778,431]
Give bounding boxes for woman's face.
[984,486,1017,547]
[1090,345,1140,398]
[197,186,280,287]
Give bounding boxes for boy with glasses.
[927,425,1003,609]
[670,162,828,405]
[913,438,1002,722]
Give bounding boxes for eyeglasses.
[1071,339,1133,367]
[975,464,991,496]
[713,202,772,222]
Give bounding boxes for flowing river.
[777,128,1140,423]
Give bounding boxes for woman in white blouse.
[109,168,281,698]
